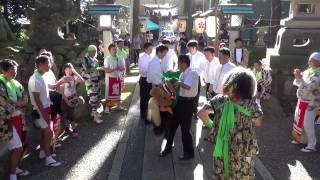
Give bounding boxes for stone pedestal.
[266,0,320,113]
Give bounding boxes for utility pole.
[131,0,140,62]
[270,0,281,46]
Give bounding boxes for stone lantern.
[266,0,320,113]
[271,0,320,57]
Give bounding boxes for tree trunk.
[184,0,193,39]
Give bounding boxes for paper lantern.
[178,20,186,32]
[206,16,217,37]
[195,18,206,34]
[140,20,147,33]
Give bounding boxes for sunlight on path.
[65,131,121,180]
[288,160,312,180]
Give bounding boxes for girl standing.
[59,63,84,137]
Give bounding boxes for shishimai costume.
[203,67,263,179]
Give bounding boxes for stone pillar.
[103,30,112,57]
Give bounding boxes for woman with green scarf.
[197,67,263,179]
[0,59,30,180]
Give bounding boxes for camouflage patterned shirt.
[0,81,15,142]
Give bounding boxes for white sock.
[10,174,17,180]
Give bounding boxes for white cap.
[309,52,320,62]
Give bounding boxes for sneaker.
[117,105,127,111]
[40,150,57,159]
[301,147,316,153]
[45,156,61,167]
[55,143,62,148]
[315,117,320,125]
[104,106,110,114]
[94,117,103,124]
[291,140,301,145]
[16,167,30,176]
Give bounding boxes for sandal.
[16,168,30,176]
[46,161,61,167]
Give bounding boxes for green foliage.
[0,0,34,31]
[17,28,29,42]
[79,1,97,26]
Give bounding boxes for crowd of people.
[138,35,320,179]
[0,31,319,179]
[0,39,129,179]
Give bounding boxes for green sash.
[0,74,23,102]
[210,97,251,178]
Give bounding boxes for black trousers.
[193,77,201,115]
[134,49,140,65]
[139,77,152,120]
[49,90,62,119]
[164,96,195,156]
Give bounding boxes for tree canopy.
[0,0,34,30]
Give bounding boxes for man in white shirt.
[28,55,62,167]
[161,39,178,72]
[40,51,72,124]
[211,47,236,94]
[160,55,198,160]
[186,40,206,115]
[138,42,153,122]
[231,38,249,67]
[147,45,168,86]
[147,45,168,133]
[203,47,220,100]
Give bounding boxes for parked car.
[160,30,176,43]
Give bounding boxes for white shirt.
[179,68,199,97]
[28,72,51,109]
[211,62,236,94]
[161,49,178,72]
[42,69,56,89]
[235,48,243,63]
[104,56,125,77]
[138,53,153,77]
[147,56,163,85]
[187,51,206,75]
[203,57,220,84]
[62,77,76,98]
